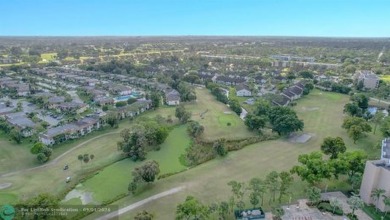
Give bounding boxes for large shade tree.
[320,137,346,159]
[176,196,209,220]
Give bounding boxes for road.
[0,131,120,178]
[240,107,248,120]
[369,97,390,105]
[95,186,185,220]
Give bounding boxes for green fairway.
[293,89,382,158]
[64,125,190,204]
[77,159,131,203]
[0,131,123,204]
[86,89,384,219]
[0,193,17,204]
[40,53,57,61]
[187,88,255,141]
[147,125,189,174]
[380,74,390,82]
[217,114,238,127]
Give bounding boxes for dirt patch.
[288,133,313,143]
[0,182,12,190]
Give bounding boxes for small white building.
[165,89,180,106]
[236,84,252,97]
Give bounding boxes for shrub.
[347,213,358,220]
[115,101,127,108]
[317,202,343,215]
[227,122,231,126]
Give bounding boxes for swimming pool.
[367,107,377,115]
[114,92,142,102]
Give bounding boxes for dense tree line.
[245,101,304,135]
[317,81,351,94]
[175,170,294,219]
[292,137,367,189]
[117,119,170,161]
[177,82,197,102]
[206,83,229,104]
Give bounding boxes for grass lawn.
[380,75,390,83]
[0,131,123,204]
[86,89,384,219]
[40,53,57,61]
[0,131,38,174]
[0,62,25,67]
[293,89,383,159]
[0,193,18,204]
[363,205,390,220]
[65,125,190,204]
[0,89,244,204]
[186,88,255,141]
[0,117,143,204]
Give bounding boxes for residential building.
[271,94,291,106]
[281,82,304,101]
[5,112,36,137]
[236,84,252,97]
[165,89,180,106]
[113,100,152,119]
[355,70,379,89]
[39,117,100,145]
[214,75,246,86]
[360,138,390,212]
[94,96,114,106]
[48,96,65,109]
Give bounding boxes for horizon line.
[0,35,389,39]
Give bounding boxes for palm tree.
[330,197,342,214]
[371,188,386,212]
[382,195,390,217]
[347,194,364,215]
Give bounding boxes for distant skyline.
[1,0,390,37]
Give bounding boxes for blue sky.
[0,0,389,37]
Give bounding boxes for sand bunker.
[288,133,313,143]
[0,182,12,190]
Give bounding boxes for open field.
[63,125,190,204]
[87,90,383,219]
